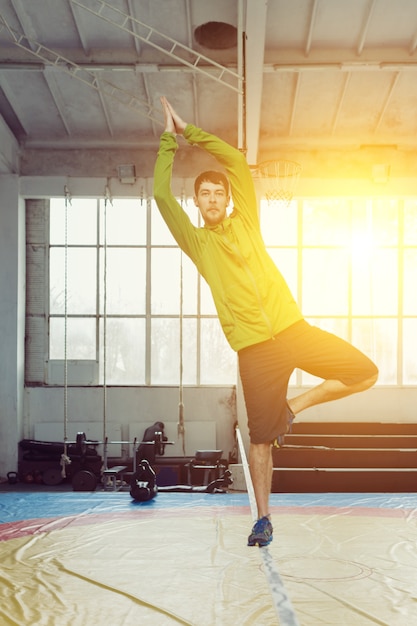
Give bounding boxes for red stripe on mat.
[0,504,410,541]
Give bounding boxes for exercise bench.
[102,465,129,491]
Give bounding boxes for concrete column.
[0,175,25,478]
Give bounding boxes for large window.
[48,197,236,385]
[261,197,417,386]
[27,194,416,387]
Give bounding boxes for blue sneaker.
[247,516,273,547]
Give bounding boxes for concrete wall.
[24,385,237,462]
[0,175,25,478]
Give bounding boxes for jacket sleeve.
[153,131,201,259]
[183,124,259,228]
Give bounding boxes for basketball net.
[253,160,301,207]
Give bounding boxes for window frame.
[25,194,417,387]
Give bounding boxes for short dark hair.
[194,170,229,196]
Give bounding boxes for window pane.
[352,318,396,385]
[151,248,181,314]
[303,199,351,246]
[302,249,349,315]
[151,200,175,245]
[403,319,417,384]
[99,318,145,384]
[403,249,417,315]
[260,199,297,246]
[182,319,198,384]
[50,317,96,359]
[181,253,199,315]
[200,319,236,384]
[50,248,97,314]
[50,198,97,245]
[100,199,146,245]
[352,200,398,246]
[372,199,399,246]
[99,248,146,314]
[151,318,180,384]
[151,318,197,384]
[352,248,397,315]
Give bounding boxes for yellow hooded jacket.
[153,124,303,353]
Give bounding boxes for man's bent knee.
[363,372,378,389]
[352,371,378,392]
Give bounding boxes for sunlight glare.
[351,231,374,263]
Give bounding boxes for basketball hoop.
[254,160,301,207]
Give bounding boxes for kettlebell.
[7,471,18,485]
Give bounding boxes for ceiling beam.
[184,0,200,128]
[69,0,241,93]
[0,14,161,125]
[96,77,114,137]
[373,71,401,134]
[4,56,417,73]
[305,0,319,57]
[356,0,377,56]
[42,67,72,136]
[127,0,142,57]
[141,72,160,139]
[288,73,301,136]
[10,0,37,51]
[68,0,91,56]
[409,24,417,54]
[0,72,29,136]
[331,72,351,135]
[0,111,19,173]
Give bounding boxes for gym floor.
[1,483,417,626]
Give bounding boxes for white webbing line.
[177,190,186,456]
[178,248,185,455]
[235,426,300,626]
[63,193,69,450]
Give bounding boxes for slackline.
[235,426,300,626]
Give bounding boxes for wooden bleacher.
[272,422,417,492]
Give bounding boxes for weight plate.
[42,467,64,486]
[72,469,97,492]
[155,431,165,456]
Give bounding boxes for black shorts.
[238,320,378,445]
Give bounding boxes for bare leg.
[249,374,377,520]
[288,374,378,416]
[249,442,272,519]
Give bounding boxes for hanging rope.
[177,189,186,455]
[61,185,72,478]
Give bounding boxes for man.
[153,97,378,547]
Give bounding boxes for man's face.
[194,181,230,227]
